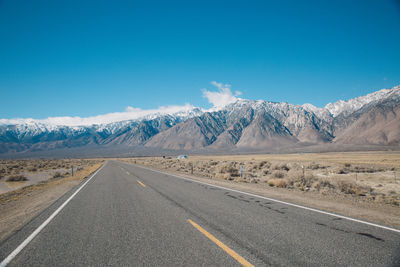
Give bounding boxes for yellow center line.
[137,180,146,187]
[187,219,254,267]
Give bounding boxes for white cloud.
[202,81,242,109]
[0,81,243,126]
[0,103,199,127]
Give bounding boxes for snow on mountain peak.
[0,104,204,128]
[324,85,400,117]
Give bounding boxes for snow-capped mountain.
[301,85,400,119]
[146,98,334,150]
[325,85,400,117]
[0,85,399,156]
[0,106,204,138]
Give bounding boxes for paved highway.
[1,161,399,266]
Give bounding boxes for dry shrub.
[287,169,303,180]
[262,168,270,175]
[337,168,349,174]
[312,180,335,190]
[287,170,315,189]
[53,172,63,178]
[337,181,358,195]
[215,173,232,180]
[301,174,316,187]
[258,161,271,169]
[6,175,28,182]
[308,162,326,170]
[388,198,399,206]
[272,170,285,178]
[216,163,239,177]
[267,178,287,188]
[272,163,290,171]
[337,181,370,196]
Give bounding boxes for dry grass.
[267,178,287,188]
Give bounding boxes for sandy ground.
[120,152,400,229]
[0,159,97,194]
[0,161,103,243]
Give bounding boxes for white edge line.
[0,162,107,267]
[130,163,400,234]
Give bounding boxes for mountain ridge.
[1,85,399,156]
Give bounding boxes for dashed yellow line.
[137,180,146,187]
[187,219,254,267]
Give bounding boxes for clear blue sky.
[1,0,400,118]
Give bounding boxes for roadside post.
[240,165,244,178]
[71,166,74,176]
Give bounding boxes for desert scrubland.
[0,159,103,194]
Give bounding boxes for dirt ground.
[0,160,104,243]
[0,159,98,194]
[120,151,400,229]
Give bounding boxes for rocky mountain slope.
[0,85,399,156]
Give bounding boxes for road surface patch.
[187,219,254,267]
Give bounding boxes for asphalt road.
[1,161,399,266]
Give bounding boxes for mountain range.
[1,85,399,157]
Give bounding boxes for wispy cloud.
[0,81,243,126]
[202,81,242,109]
[0,103,198,127]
